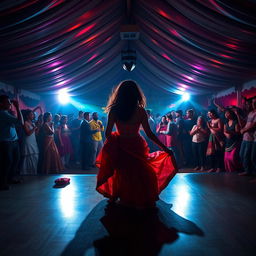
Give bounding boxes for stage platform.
[0,173,256,256]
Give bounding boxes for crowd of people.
[0,92,256,190]
[151,97,256,178]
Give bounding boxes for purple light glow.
[178,83,188,88]
[55,79,70,87]
[191,64,205,71]
[51,67,62,72]
[183,75,194,81]
[48,61,62,68]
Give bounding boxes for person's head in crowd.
[171,111,176,119]
[160,115,168,125]
[84,112,90,121]
[78,111,84,119]
[243,98,253,113]
[23,109,35,122]
[60,115,67,125]
[176,110,183,118]
[208,109,218,120]
[197,116,206,127]
[166,113,173,122]
[225,109,236,121]
[186,109,194,119]
[53,114,60,124]
[37,114,43,124]
[161,115,168,125]
[92,112,98,121]
[106,80,146,122]
[43,112,52,123]
[0,95,12,111]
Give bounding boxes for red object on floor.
[54,177,70,186]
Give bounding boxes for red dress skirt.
[96,132,177,208]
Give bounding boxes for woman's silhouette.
[96,80,177,208]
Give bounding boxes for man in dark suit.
[0,95,24,190]
[80,112,99,170]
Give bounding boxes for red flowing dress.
[96,121,178,208]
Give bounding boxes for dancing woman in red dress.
[96,80,178,208]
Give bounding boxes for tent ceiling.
[0,0,256,104]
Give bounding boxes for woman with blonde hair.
[96,80,177,209]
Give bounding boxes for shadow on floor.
[61,200,204,256]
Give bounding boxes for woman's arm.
[210,119,223,133]
[156,124,161,134]
[199,126,208,135]
[213,99,225,112]
[189,125,198,136]
[44,122,54,135]
[233,108,245,128]
[224,124,229,138]
[235,123,241,134]
[105,110,115,138]
[24,121,37,136]
[141,109,173,155]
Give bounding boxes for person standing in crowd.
[156,115,168,146]
[35,113,44,173]
[239,97,256,176]
[190,116,208,171]
[57,115,73,169]
[53,114,61,128]
[184,109,196,167]
[160,114,178,163]
[146,110,156,132]
[206,109,224,172]
[0,95,24,190]
[171,111,176,122]
[175,110,185,166]
[71,111,83,165]
[223,109,242,172]
[80,112,100,170]
[41,112,63,174]
[21,109,39,175]
[90,112,104,167]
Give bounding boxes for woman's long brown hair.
[105,80,146,121]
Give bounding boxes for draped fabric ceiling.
[0,0,256,107]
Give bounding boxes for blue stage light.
[58,89,70,104]
[182,92,190,101]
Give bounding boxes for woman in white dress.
[21,110,39,175]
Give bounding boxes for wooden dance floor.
[0,173,256,256]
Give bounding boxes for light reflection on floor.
[58,176,76,218]
[171,183,191,218]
